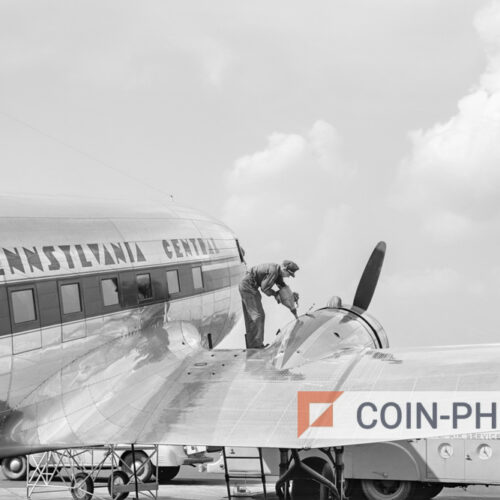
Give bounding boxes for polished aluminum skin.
[0,198,499,456]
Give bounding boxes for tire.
[107,470,129,500]
[361,479,415,500]
[415,483,444,499]
[1,456,27,481]
[158,466,180,483]
[70,472,94,500]
[120,450,153,483]
[291,456,329,500]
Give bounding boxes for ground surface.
[1,466,499,499]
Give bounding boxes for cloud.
[308,121,345,174]
[395,1,500,241]
[222,120,357,309]
[227,133,307,189]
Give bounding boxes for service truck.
[206,436,500,500]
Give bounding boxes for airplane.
[0,195,499,500]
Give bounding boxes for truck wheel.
[415,483,444,499]
[1,456,27,480]
[121,450,153,482]
[361,479,415,500]
[107,470,129,500]
[70,472,94,500]
[158,466,180,483]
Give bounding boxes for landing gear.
[275,448,344,500]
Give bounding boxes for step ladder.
[222,447,267,499]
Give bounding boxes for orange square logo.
[297,391,343,437]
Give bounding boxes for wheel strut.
[275,449,340,500]
[334,447,345,500]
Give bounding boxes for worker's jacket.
[242,263,286,297]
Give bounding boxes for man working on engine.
[239,260,299,349]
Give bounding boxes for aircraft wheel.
[291,456,335,499]
[158,466,180,483]
[361,479,415,500]
[107,470,129,500]
[414,482,444,499]
[70,472,94,500]
[121,450,153,482]
[1,456,27,480]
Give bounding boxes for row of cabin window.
[9,266,204,325]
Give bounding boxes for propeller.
[352,241,386,311]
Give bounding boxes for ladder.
[222,447,268,499]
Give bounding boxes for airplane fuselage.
[0,200,245,455]
[0,198,392,457]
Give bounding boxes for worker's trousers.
[239,280,265,348]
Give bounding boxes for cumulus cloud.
[227,133,307,189]
[395,1,500,241]
[221,121,362,343]
[223,120,358,307]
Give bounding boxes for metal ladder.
[222,447,268,500]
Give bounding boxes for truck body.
[205,438,500,499]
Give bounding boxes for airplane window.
[60,283,82,314]
[166,270,180,294]
[192,267,204,289]
[101,278,119,306]
[137,273,153,302]
[11,289,36,323]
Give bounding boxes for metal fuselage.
[0,199,389,456]
[0,200,245,456]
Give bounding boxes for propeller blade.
[352,241,386,311]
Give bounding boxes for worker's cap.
[282,260,299,277]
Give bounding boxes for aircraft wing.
[6,332,500,451]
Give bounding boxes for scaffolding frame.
[26,444,159,500]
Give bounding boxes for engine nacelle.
[272,304,388,370]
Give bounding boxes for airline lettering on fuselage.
[161,238,219,260]
[0,237,220,276]
[0,242,146,276]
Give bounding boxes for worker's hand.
[293,292,300,303]
[274,293,281,304]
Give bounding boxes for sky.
[1,0,500,348]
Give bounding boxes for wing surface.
[5,332,500,450]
